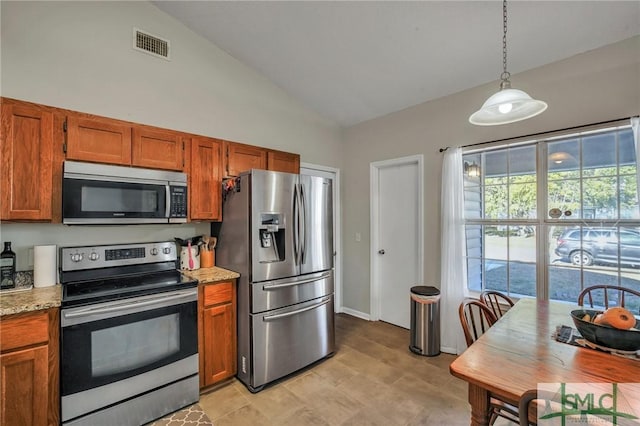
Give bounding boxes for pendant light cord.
[500,0,511,88]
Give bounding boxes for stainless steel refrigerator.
[216,169,334,392]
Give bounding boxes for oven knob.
[71,253,84,262]
[150,248,159,256]
[162,247,171,255]
[88,252,100,261]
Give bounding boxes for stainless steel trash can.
[409,286,440,356]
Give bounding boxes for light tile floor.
[199,314,518,425]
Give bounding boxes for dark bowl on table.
[570,309,640,352]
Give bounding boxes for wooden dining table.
[449,298,640,426]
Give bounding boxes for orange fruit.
[600,307,636,330]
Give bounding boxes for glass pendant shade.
[469,0,547,126]
[469,87,548,126]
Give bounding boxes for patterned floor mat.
[147,404,213,426]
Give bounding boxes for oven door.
[60,289,198,422]
[62,176,169,224]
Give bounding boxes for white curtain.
[631,117,640,203]
[440,147,468,355]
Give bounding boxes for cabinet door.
[132,127,184,171]
[267,150,300,174]
[66,116,132,165]
[190,137,222,220]
[202,303,236,386]
[0,345,48,426]
[224,141,267,177]
[1,103,53,220]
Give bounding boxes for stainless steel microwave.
[62,161,188,225]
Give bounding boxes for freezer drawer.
[250,295,335,390]
[251,270,333,313]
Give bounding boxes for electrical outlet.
[27,248,34,267]
[355,232,361,242]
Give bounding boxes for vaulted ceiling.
[154,1,640,127]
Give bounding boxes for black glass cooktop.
[62,269,197,307]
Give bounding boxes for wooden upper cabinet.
[1,102,54,220]
[132,126,184,171]
[224,141,267,177]
[66,116,132,165]
[267,150,300,174]
[189,137,222,221]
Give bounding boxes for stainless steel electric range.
[59,241,199,426]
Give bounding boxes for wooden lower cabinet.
[0,308,59,426]
[199,281,236,388]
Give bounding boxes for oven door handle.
[63,291,195,319]
[262,297,331,322]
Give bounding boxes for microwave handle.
[166,185,171,218]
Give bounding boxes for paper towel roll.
[34,245,57,288]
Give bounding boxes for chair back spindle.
[480,290,515,319]
[577,285,640,315]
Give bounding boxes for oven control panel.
[60,241,176,271]
[105,247,145,261]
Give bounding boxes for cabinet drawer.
[1,311,49,352]
[203,282,233,307]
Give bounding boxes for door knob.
[378,249,385,255]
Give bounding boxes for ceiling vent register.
[133,28,170,60]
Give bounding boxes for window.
[463,125,640,306]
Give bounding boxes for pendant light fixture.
[469,0,547,126]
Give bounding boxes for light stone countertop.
[181,266,239,284]
[0,266,238,316]
[0,284,62,316]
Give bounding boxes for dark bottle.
[1,242,16,290]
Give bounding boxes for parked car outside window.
[554,227,640,267]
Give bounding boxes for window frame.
[463,122,638,301]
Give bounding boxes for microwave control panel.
[169,186,188,217]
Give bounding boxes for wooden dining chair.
[518,389,559,426]
[518,389,539,425]
[577,285,640,315]
[458,299,498,347]
[458,299,518,425]
[480,290,515,319]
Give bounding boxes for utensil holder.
[200,249,214,268]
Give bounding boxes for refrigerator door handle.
[293,183,300,264]
[262,271,332,290]
[300,183,307,264]
[262,297,331,321]
[295,183,304,265]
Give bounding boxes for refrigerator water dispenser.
[258,213,284,263]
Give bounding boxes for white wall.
[2,2,639,316]
[0,1,343,270]
[342,36,640,315]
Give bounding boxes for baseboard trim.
[440,346,460,355]
[340,307,371,321]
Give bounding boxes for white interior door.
[371,155,423,329]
